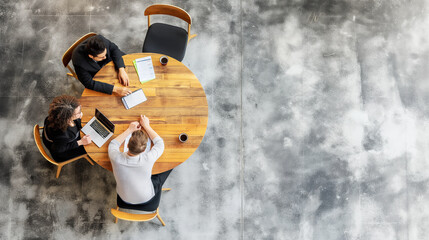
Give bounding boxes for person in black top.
[42,95,92,162]
[72,35,131,96]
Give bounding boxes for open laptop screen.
[95,109,115,133]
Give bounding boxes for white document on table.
[122,88,147,109]
[134,56,155,83]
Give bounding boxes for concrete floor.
[0,0,429,239]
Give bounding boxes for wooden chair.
[62,32,97,79]
[111,188,171,226]
[142,4,196,61]
[33,124,94,178]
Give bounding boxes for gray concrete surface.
[0,0,428,239]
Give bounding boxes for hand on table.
[113,85,132,96]
[118,68,129,86]
[139,115,150,129]
[128,121,141,132]
[78,135,92,146]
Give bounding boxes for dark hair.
[47,96,80,132]
[128,130,149,155]
[85,36,106,56]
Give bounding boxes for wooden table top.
[79,53,208,174]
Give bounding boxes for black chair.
[142,4,196,61]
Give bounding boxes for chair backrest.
[111,208,159,222]
[33,124,58,166]
[62,32,97,78]
[144,4,191,35]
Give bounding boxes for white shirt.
[108,136,164,204]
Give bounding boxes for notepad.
[122,88,147,109]
[133,56,156,83]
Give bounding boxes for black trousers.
[151,169,173,194]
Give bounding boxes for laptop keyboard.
[90,120,110,138]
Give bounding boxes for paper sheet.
[133,56,155,83]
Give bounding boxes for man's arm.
[108,122,141,159]
[147,136,164,163]
[74,66,114,94]
[139,115,159,140]
[113,122,141,145]
[75,65,131,96]
[139,115,164,162]
[100,35,129,86]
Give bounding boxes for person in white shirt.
[108,115,172,205]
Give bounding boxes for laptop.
[81,109,115,147]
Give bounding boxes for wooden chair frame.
[61,32,97,79]
[144,4,197,42]
[33,124,94,178]
[111,188,172,226]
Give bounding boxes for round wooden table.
[79,53,208,174]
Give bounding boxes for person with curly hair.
[42,95,92,162]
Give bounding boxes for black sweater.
[42,117,82,157]
[71,35,126,94]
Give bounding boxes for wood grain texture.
[80,53,208,174]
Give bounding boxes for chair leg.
[188,34,197,41]
[162,188,171,191]
[156,212,166,226]
[85,155,94,165]
[115,206,119,223]
[56,165,63,178]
